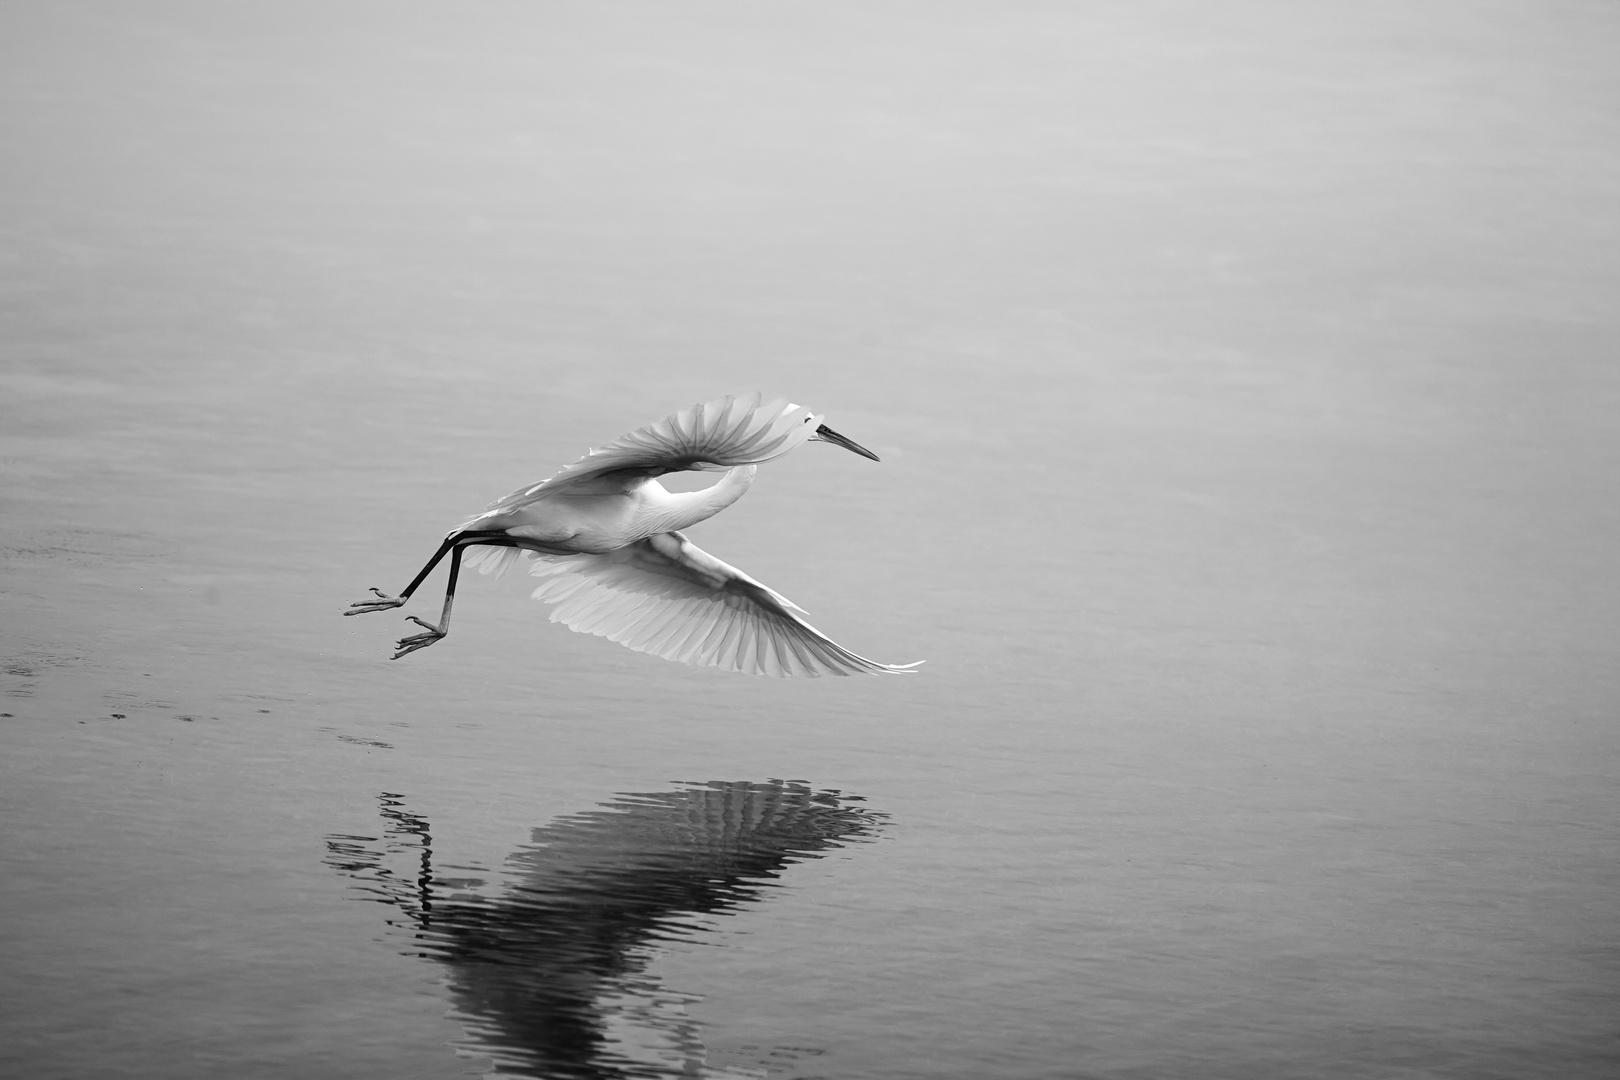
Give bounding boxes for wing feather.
[749,615,777,676]
[732,615,758,675]
[630,597,692,652]
[640,597,700,655]
[662,604,716,661]
[601,603,656,644]
[464,545,529,578]
[676,610,729,665]
[782,626,821,677]
[616,604,667,650]
[525,534,921,677]
[576,591,649,636]
[552,584,613,624]
[467,392,825,525]
[768,619,801,677]
[709,610,749,671]
[694,601,747,665]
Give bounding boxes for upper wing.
[526,532,922,678]
[466,393,822,526]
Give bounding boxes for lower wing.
[522,532,922,678]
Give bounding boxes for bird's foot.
[346,588,406,615]
[392,616,446,659]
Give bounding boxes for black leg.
[344,537,457,616]
[344,530,519,616]
[347,531,528,659]
[392,544,467,659]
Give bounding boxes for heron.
[344,392,921,676]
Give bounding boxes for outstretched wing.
[464,393,822,527]
[526,532,922,678]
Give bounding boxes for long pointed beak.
[815,423,881,462]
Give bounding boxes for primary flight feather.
[345,392,921,677]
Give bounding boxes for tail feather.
[463,545,532,578]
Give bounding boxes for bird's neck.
[641,465,757,534]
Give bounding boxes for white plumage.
[346,392,921,677]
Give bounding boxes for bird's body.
[462,464,756,555]
[345,392,920,677]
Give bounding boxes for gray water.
[3,3,1618,1077]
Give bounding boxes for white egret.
[345,392,921,676]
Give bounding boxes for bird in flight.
[345,392,921,677]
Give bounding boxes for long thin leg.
[344,537,457,615]
[344,530,516,616]
[347,531,527,659]
[392,544,467,658]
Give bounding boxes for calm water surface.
[2,3,1618,1078]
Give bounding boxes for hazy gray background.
[2,2,1617,1077]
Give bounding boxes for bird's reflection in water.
[326,780,886,1079]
